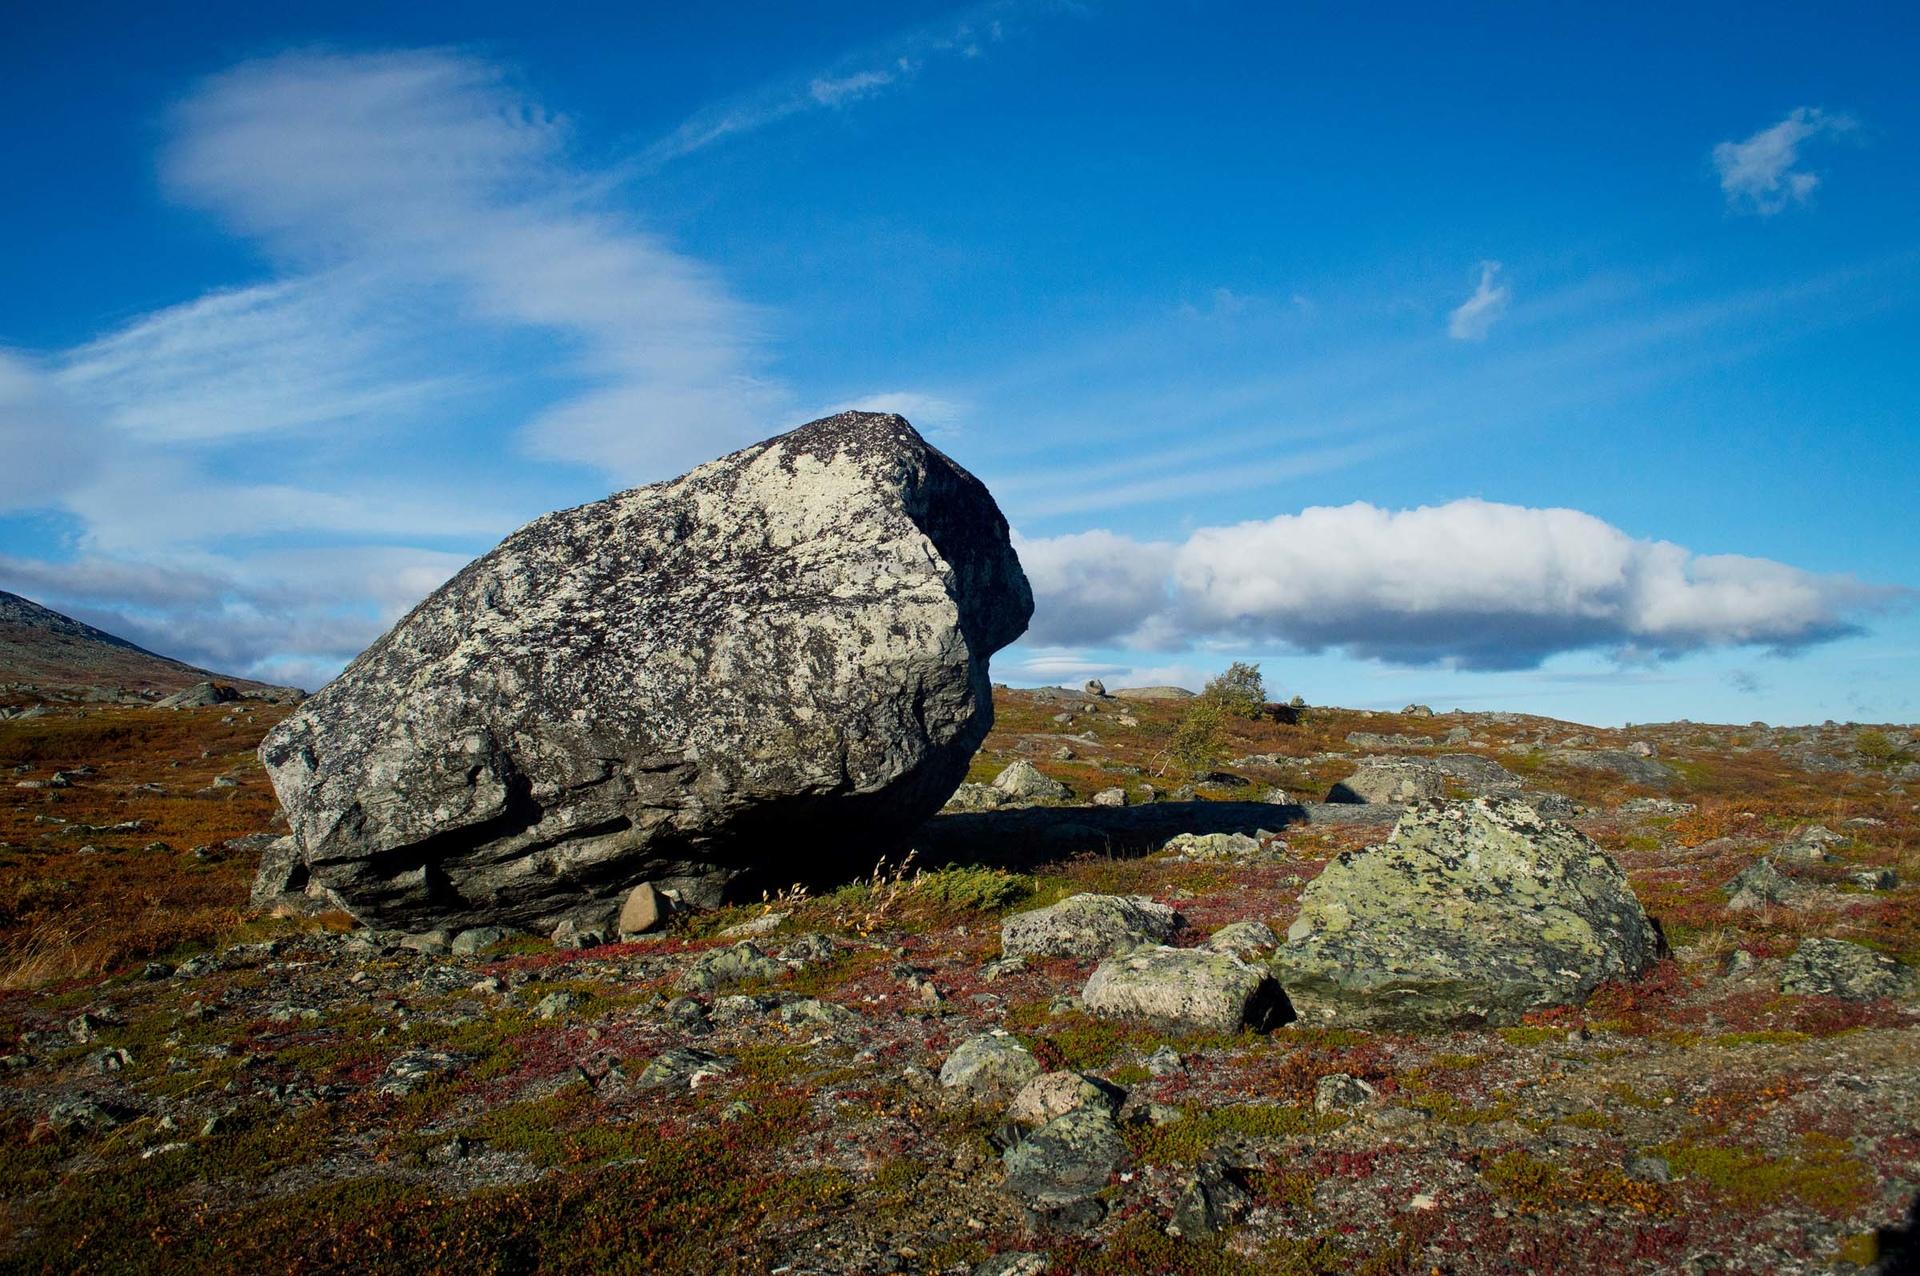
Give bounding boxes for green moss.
[1496,1025,1566,1047]
[1708,1030,1812,1047]
[1057,1212,1352,1275]
[1127,1102,1335,1165]
[1655,1134,1873,1214]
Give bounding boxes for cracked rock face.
[1272,797,1660,1027]
[258,412,1032,931]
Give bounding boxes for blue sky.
[2,0,1916,724]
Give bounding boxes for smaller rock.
[1001,1107,1127,1222]
[1205,920,1280,957]
[1624,1153,1672,1184]
[1402,704,1434,717]
[993,761,1071,803]
[944,783,1009,812]
[1082,680,1106,697]
[677,941,785,992]
[1169,1159,1252,1238]
[1144,1045,1184,1076]
[1313,1072,1377,1113]
[1849,868,1898,891]
[1723,858,1796,912]
[46,1099,120,1132]
[88,1046,133,1073]
[1780,938,1914,1001]
[665,996,712,1034]
[972,1254,1050,1276]
[1001,894,1179,960]
[980,955,1027,983]
[450,926,511,956]
[1008,1071,1122,1126]
[636,1046,731,1090]
[615,882,667,936]
[1261,788,1291,805]
[939,1030,1041,1097]
[534,990,583,1019]
[1082,946,1289,1033]
[1091,787,1127,807]
[1162,831,1261,860]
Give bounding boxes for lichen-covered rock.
[1326,753,1525,805]
[1271,797,1659,1026]
[1723,858,1797,912]
[1082,945,1289,1033]
[939,1030,1041,1096]
[1780,938,1914,1001]
[991,761,1071,803]
[1546,748,1677,788]
[677,941,785,993]
[1162,831,1261,859]
[1205,920,1279,956]
[1008,1071,1122,1126]
[1000,894,1179,960]
[257,413,1031,931]
[1001,1107,1127,1217]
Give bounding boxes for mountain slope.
[0,589,296,702]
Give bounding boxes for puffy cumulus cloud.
[1447,262,1510,340]
[1013,530,1173,647]
[1018,499,1901,670]
[1713,107,1856,215]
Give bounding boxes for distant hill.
[0,589,298,704]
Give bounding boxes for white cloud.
[164,49,775,480]
[1017,499,1902,670]
[1013,529,1174,646]
[1713,107,1855,214]
[809,70,897,106]
[1447,261,1510,340]
[0,352,105,513]
[636,1,1027,168]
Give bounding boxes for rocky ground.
[1,689,1917,1274]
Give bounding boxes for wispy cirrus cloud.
[634,2,1025,169]
[1713,107,1857,214]
[1447,261,1510,340]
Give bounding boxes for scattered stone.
[1205,920,1280,956]
[1000,894,1179,960]
[972,1254,1049,1276]
[679,941,786,992]
[1008,1071,1123,1126]
[1272,798,1660,1026]
[1723,858,1797,912]
[992,761,1071,803]
[450,926,512,955]
[636,1046,732,1091]
[1001,1107,1128,1222]
[46,1099,120,1133]
[1618,797,1695,817]
[716,911,788,938]
[1111,686,1194,701]
[378,1050,473,1096]
[939,1030,1042,1097]
[1082,946,1290,1033]
[1546,748,1677,788]
[1850,868,1898,891]
[1624,1153,1673,1184]
[87,1046,133,1073]
[1261,788,1291,805]
[1313,1073,1378,1113]
[1402,704,1434,717]
[534,990,583,1019]
[1144,1046,1185,1076]
[1169,1158,1253,1238]
[1779,938,1914,1001]
[255,412,1032,932]
[980,955,1028,983]
[1090,787,1127,807]
[152,681,240,709]
[1081,680,1106,697]
[944,783,1009,812]
[1162,831,1261,860]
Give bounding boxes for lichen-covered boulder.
[1271,797,1660,1026]
[1001,894,1180,960]
[1082,945,1290,1033]
[1001,1107,1128,1219]
[1780,938,1914,1001]
[258,413,1031,931]
[939,1030,1041,1097]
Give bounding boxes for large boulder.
[1326,753,1525,805]
[258,413,1032,931]
[1271,797,1660,1026]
